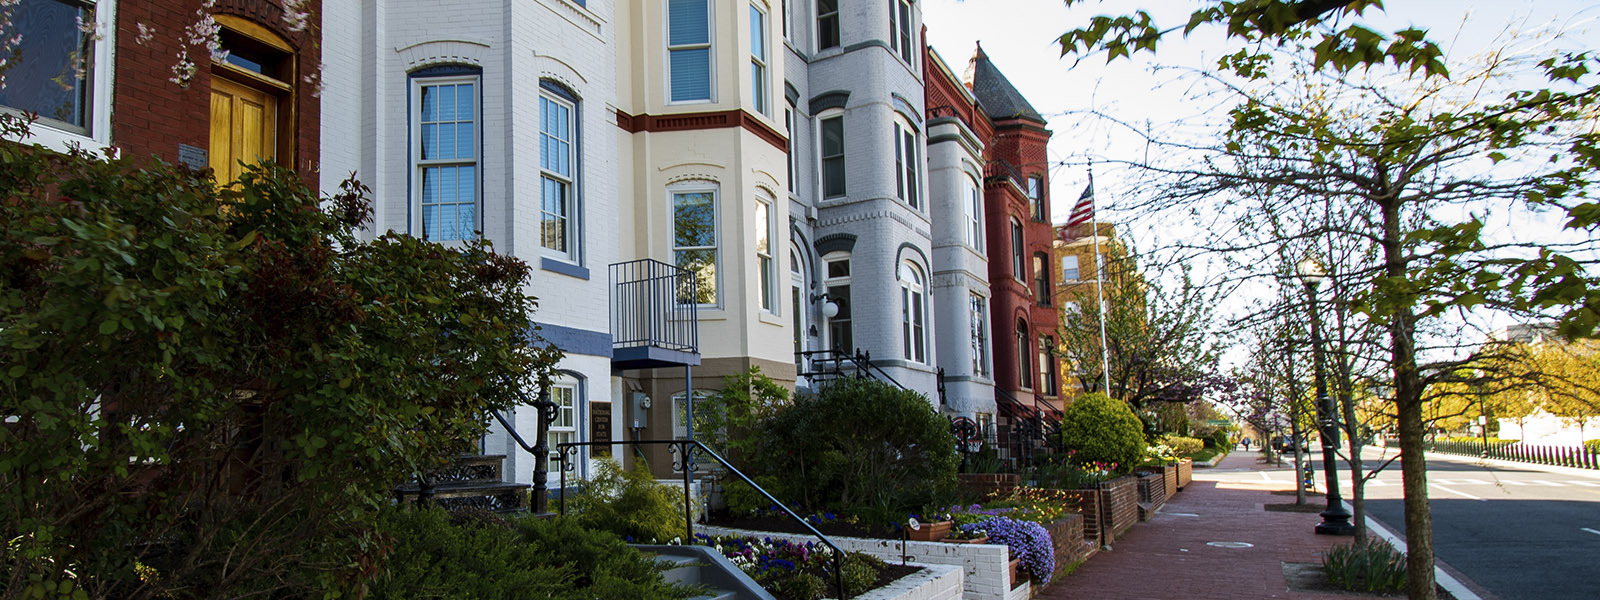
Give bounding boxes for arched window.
[900,261,926,363]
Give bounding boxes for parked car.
[1272,435,1311,453]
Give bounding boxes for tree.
[0,115,561,598]
[1069,20,1600,598]
[1057,239,1230,412]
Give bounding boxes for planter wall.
[1163,463,1179,495]
[701,525,1021,600]
[1134,472,1165,521]
[852,562,962,600]
[1177,458,1193,489]
[957,473,1021,499]
[1040,512,1092,568]
[1059,489,1103,547]
[1098,475,1139,542]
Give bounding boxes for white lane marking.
[1582,528,1600,537]
[1430,483,1486,501]
[1526,480,1566,487]
[1455,479,1491,485]
[1260,471,1274,482]
[1501,480,1530,486]
[1572,481,1600,487]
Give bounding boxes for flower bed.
[970,516,1055,584]
[688,533,918,600]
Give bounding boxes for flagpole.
[1087,166,1112,396]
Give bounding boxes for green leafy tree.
[0,116,561,598]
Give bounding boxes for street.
[1218,448,1600,600]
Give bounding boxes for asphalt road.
[1235,447,1600,600]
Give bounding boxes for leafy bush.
[1207,429,1230,449]
[755,377,958,513]
[0,116,560,597]
[1322,539,1407,593]
[696,367,790,459]
[1057,393,1146,473]
[973,516,1056,584]
[1027,459,1111,489]
[370,507,696,599]
[1161,435,1206,455]
[566,458,687,543]
[1585,439,1600,453]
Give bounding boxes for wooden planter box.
[1098,475,1139,542]
[905,520,952,541]
[1009,557,1023,589]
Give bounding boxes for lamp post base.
[1315,507,1356,536]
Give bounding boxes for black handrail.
[796,348,909,391]
[556,439,852,600]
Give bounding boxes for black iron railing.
[795,348,908,391]
[611,259,700,354]
[557,439,853,599]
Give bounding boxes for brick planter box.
[958,473,1021,499]
[1134,472,1166,521]
[1177,458,1193,489]
[1097,475,1139,542]
[1040,512,1093,569]
[1058,489,1104,549]
[1163,463,1179,495]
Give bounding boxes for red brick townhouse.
[1,0,321,184]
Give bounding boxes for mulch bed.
[1282,562,1456,599]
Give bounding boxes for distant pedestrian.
[1241,437,1251,451]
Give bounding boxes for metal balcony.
[609,259,701,370]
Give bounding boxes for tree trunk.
[1333,303,1368,541]
[1382,197,1437,600]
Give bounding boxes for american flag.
[1066,175,1095,227]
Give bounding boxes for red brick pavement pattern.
[1039,451,1359,600]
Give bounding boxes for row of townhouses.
[6,0,1101,486]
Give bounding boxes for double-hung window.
[1033,253,1051,305]
[894,121,919,209]
[750,4,769,115]
[1061,255,1080,281]
[414,75,479,241]
[546,383,577,465]
[756,194,775,313]
[673,186,719,305]
[820,115,845,198]
[970,294,988,377]
[0,0,113,149]
[816,0,839,50]
[540,86,578,260]
[1010,219,1025,281]
[668,0,713,103]
[785,104,796,193]
[1038,335,1057,396]
[965,177,983,249]
[890,0,914,65]
[824,253,852,352]
[1017,320,1032,390]
[1027,176,1045,221]
[900,262,926,363]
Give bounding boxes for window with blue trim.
[668,0,712,102]
[412,73,480,241]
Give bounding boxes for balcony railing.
[610,259,701,369]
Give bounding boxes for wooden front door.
[209,76,278,182]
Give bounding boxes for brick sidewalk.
[1038,451,1360,600]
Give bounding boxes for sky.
[921,1,1600,357]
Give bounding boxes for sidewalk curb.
[1351,499,1482,600]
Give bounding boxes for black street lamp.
[1296,258,1355,536]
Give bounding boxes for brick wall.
[113,1,321,185]
[1178,458,1193,489]
[1098,475,1138,542]
[957,473,1020,499]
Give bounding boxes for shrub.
[973,516,1056,584]
[755,377,958,513]
[371,507,697,600]
[1057,393,1146,473]
[1161,435,1206,456]
[1322,539,1407,593]
[566,458,687,543]
[722,475,783,518]
[1585,439,1600,453]
[1208,429,1230,449]
[0,116,560,597]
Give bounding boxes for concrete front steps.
[636,544,773,600]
